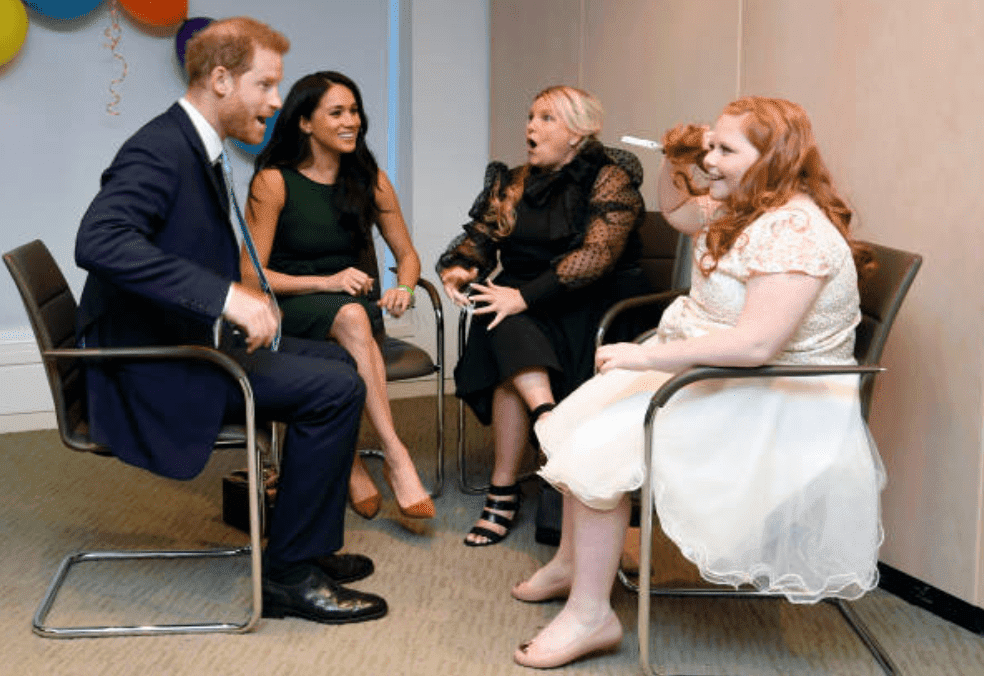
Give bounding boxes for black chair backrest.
[3,240,101,453]
[636,211,691,293]
[853,240,921,417]
[601,212,690,344]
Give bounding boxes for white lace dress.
[536,196,885,603]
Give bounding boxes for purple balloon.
[175,17,213,69]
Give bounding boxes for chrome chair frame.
[5,241,265,638]
[634,364,893,676]
[595,240,921,675]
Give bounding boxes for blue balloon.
[175,16,212,69]
[25,0,103,20]
[232,110,281,155]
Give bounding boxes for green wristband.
[397,284,415,297]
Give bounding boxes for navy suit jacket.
[76,103,243,479]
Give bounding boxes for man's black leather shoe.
[262,566,387,624]
[313,553,374,584]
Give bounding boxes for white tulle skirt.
[536,367,885,603]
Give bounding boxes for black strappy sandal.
[464,483,523,547]
[528,402,555,450]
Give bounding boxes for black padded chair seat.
[380,335,437,381]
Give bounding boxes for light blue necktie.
[219,150,281,351]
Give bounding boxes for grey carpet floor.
[1,397,983,676]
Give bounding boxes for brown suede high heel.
[348,455,382,520]
[382,464,435,519]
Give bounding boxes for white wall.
[410,0,490,373]
[0,1,491,429]
[738,0,984,608]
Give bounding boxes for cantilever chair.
[597,240,921,675]
[4,240,267,638]
[355,235,446,497]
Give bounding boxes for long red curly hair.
[666,96,873,277]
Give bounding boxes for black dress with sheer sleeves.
[437,141,646,425]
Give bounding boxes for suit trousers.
[224,335,366,563]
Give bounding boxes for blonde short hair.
[534,85,603,141]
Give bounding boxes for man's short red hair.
[185,16,289,85]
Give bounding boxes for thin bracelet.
[397,284,415,297]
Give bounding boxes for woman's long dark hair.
[251,71,380,239]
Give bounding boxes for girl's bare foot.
[514,608,622,669]
[512,561,572,602]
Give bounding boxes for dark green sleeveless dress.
[268,168,383,339]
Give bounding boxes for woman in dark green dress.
[244,72,434,520]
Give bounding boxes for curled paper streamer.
[104,0,128,115]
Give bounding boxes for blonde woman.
[437,86,645,546]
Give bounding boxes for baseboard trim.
[878,562,984,635]
[0,411,56,434]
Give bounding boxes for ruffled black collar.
[523,140,609,207]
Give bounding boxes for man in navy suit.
[75,17,387,624]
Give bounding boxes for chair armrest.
[44,345,256,424]
[413,277,445,367]
[413,277,445,325]
[43,345,261,457]
[633,327,659,345]
[595,289,688,348]
[386,266,445,345]
[644,364,884,420]
[46,345,249,385]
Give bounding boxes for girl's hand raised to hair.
[662,123,709,166]
[659,123,712,206]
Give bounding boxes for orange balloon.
[120,0,188,28]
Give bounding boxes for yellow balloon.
[0,0,29,67]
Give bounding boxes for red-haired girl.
[514,97,882,669]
